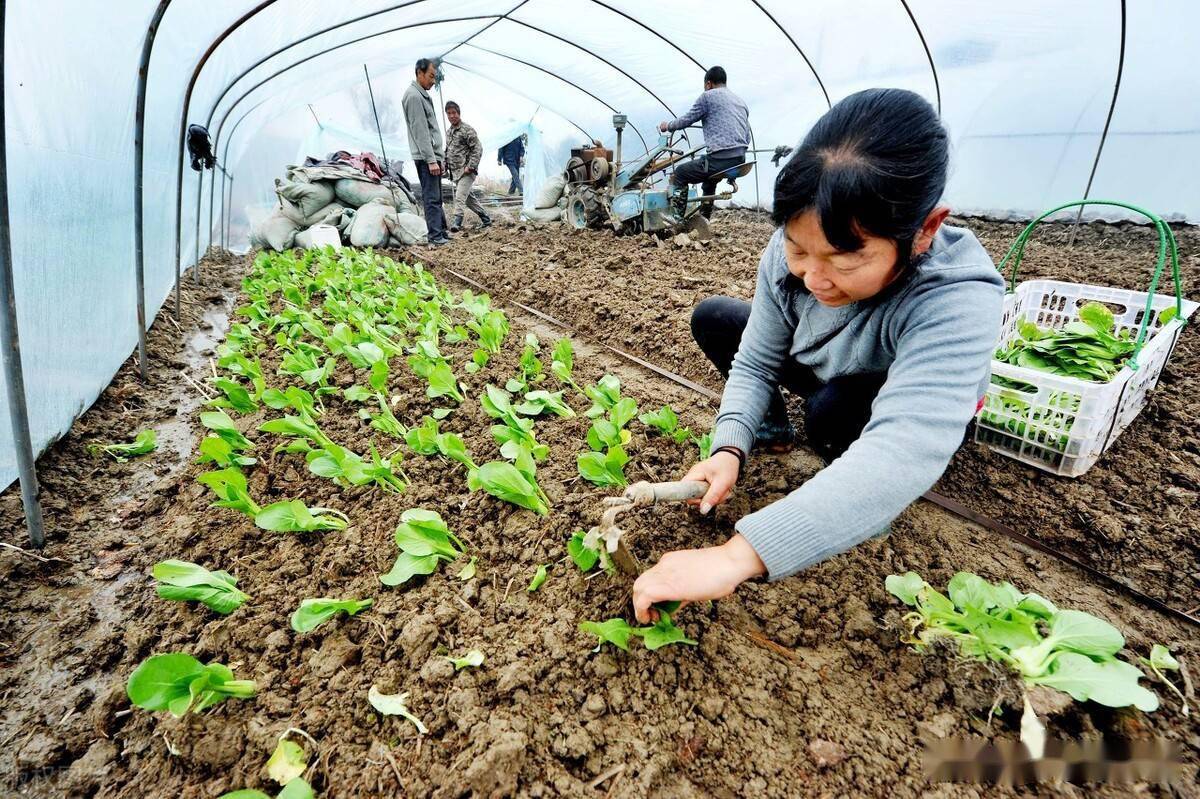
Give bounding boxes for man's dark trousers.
[416,160,448,241]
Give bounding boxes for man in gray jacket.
[402,58,449,246]
[659,66,751,218]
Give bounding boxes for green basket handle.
[997,199,1185,367]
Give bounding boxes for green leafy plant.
[457,556,478,581]
[405,416,441,455]
[584,375,624,419]
[255,500,349,532]
[693,431,713,460]
[468,309,509,354]
[197,435,257,468]
[126,653,256,717]
[506,333,544,393]
[408,345,464,403]
[578,603,696,652]
[198,467,261,517]
[86,429,157,462]
[367,392,408,438]
[528,564,548,592]
[380,509,466,586]
[550,337,582,393]
[886,571,1159,711]
[995,302,1136,383]
[639,404,693,444]
[577,446,630,487]
[467,450,550,515]
[567,531,600,572]
[481,385,549,460]
[435,432,478,473]
[445,649,485,670]
[1140,644,1190,716]
[515,390,575,418]
[279,346,336,386]
[290,598,374,633]
[152,560,249,615]
[368,685,427,734]
[307,443,407,493]
[208,378,259,414]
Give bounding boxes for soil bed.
[0,239,1196,799]
[411,213,1200,614]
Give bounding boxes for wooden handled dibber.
[591,480,712,574]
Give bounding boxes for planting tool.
[588,480,709,573]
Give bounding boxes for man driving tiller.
[659,66,751,219]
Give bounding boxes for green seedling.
[577,445,630,487]
[255,500,349,532]
[126,653,256,717]
[579,618,637,652]
[266,736,308,786]
[262,386,320,419]
[481,385,549,460]
[506,333,544,393]
[260,414,333,450]
[887,571,1159,711]
[306,443,406,493]
[368,392,407,438]
[457,556,478,581]
[550,337,582,394]
[290,597,373,633]
[468,450,550,516]
[405,416,440,455]
[468,309,509,354]
[639,404,693,444]
[197,435,257,468]
[208,378,259,414]
[368,685,427,735]
[344,384,372,403]
[528,564,548,592]
[152,559,249,615]
[1140,644,1190,716]
[445,649,485,670]
[279,347,336,386]
[380,509,465,587]
[86,429,157,462]
[200,409,254,452]
[219,778,314,799]
[584,374,623,419]
[465,348,489,374]
[693,431,713,460]
[515,390,575,418]
[408,349,464,403]
[435,432,478,472]
[567,531,600,572]
[995,302,1137,383]
[198,467,261,517]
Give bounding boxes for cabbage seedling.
[152,559,249,615]
[126,653,256,717]
[579,618,637,652]
[208,378,259,414]
[528,564,548,592]
[86,429,157,462]
[380,509,466,586]
[198,467,261,517]
[584,375,624,419]
[887,571,1159,711]
[515,390,575,418]
[467,449,550,515]
[368,685,427,734]
[255,500,349,532]
[1140,644,1190,716]
[639,404,693,444]
[405,416,440,455]
[550,337,582,394]
[435,432,478,472]
[445,649,485,670]
[468,310,509,354]
[577,446,629,487]
[506,333,544,393]
[290,597,373,633]
[637,601,697,650]
[457,556,478,581]
[197,435,257,468]
[219,778,314,799]
[693,431,713,460]
[567,531,600,572]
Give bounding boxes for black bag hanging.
[187,124,216,172]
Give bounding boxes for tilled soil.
[412,212,1200,614]
[0,243,1197,799]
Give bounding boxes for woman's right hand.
[682,449,741,515]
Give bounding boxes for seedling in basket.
[86,429,157,462]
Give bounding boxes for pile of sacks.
[519,175,567,224]
[251,160,428,251]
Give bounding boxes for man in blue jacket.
[659,66,751,219]
[497,135,525,195]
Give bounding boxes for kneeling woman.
[633,88,1004,621]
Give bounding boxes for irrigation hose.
[416,251,1200,630]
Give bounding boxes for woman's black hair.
[772,88,948,266]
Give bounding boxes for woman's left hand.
[631,534,766,623]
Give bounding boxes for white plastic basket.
[974,201,1197,477]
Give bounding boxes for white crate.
[975,279,1197,477]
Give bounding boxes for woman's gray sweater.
[710,225,1005,579]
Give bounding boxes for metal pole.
[193,167,203,282]
[134,1,170,363]
[225,176,234,251]
[362,64,390,171]
[0,3,46,548]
